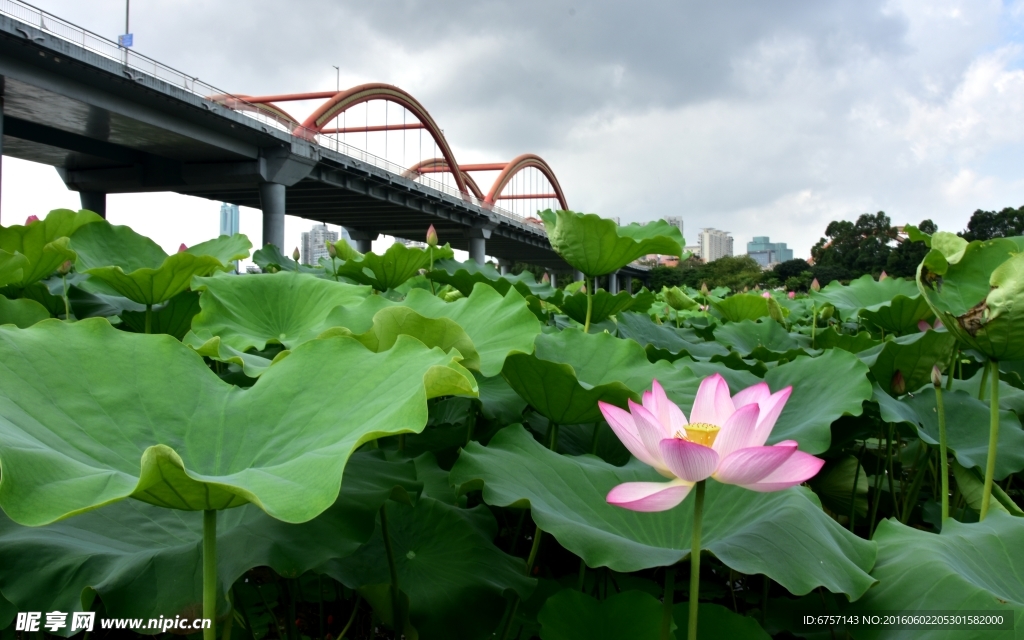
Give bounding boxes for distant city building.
[699,228,733,263]
[219,203,239,237]
[609,216,621,226]
[663,216,684,240]
[301,224,341,266]
[746,236,793,268]
[684,244,701,259]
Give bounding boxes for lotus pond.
[0,209,1021,639]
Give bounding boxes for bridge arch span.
[403,158,485,200]
[485,153,569,211]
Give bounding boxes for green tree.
[960,206,1024,241]
[811,212,897,278]
[885,219,936,278]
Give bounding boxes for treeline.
[650,205,1024,292]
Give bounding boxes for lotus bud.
[542,272,550,284]
[810,278,821,292]
[178,243,188,253]
[327,241,338,259]
[879,270,888,281]
[24,215,39,225]
[57,260,72,276]
[933,318,943,330]
[744,286,749,293]
[292,247,301,261]
[820,304,834,320]
[700,282,709,296]
[426,224,438,248]
[931,365,943,388]
[761,291,770,299]
[788,291,795,299]
[417,268,428,277]
[891,370,906,396]
[918,320,931,333]
[266,265,279,274]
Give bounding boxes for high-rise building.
[301,224,341,266]
[663,216,684,241]
[699,228,733,263]
[746,236,793,268]
[219,203,239,236]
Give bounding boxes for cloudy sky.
[6,0,1024,260]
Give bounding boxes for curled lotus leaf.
[72,222,252,305]
[0,209,102,287]
[329,240,455,291]
[0,318,476,526]
[428,258,561,301]
[711,293,771,323]
[0,295,50,327]
[560,288,656,325]
[917,233,1024,361]
[0,249,28,288]
[812,274,919,321]
[538,209,683,276]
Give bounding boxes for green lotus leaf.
[808,456,869,518]
[812,274,919,321]
[616,312,730,361]
[451,425,877,597]
[0,318,476,526]
[664,286,699,311]
[814,329,881,354]
[951,459,1017,515]
[64,278,147,319]
[673,603,772,640]
[187,335,277,378]
[0,249,27,288]
[428,258,561,301]
[858,330,958,394]
[321,497,534,640]
[711,294,771,322]
[538,209,683,276]
[119,290,200,338]
[875,386,1024,479]
[0,592,13,631]
[330,241,455,291]
[0,209,102,287]
[713,319,813,362]
[762,349,873,453]
[476,372,528,424]
[71,222,252,305]
[323,284,541,377]
[185,271,372,353]
[560,288,656,325]
[252,244,323,274]
[501,330,694,424]
[857,294,934,336]
[950,368,1024,417]
[0,294,50,327]
[847,514,1023,639]
[671,358,763,394]
[537,590,667,640]
[0,451,420,629]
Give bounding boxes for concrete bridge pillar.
[621,275,633,294]
[608,271,619,294]
[498,259,512,275]
[464,227,493,265]
[259,182,286,249]
[573,270,584,282]
[80,191,106,218]
[346,228,379,254]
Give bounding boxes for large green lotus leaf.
[0,249,27,288]
[0,319,476,526]
[673,603,771,640]
[537,590,666,640]
[917,235,1024,361]
[560,288,656,325]
[323,284,541,377]
[616,312,730,361]
[950,368,1024,418]
[710,293,771,322]
[0,295,50,327]
[428,258,562,301]
[671,358,764,395]
[0,591,13,631]
[501,330,695,424]
[0,451,420,631]
[119,290,200,338]
[321,497,534,640]
[323,306,481,370]
[252,244,323,274]
[875,386,1024,479]
[815,329,881,354]
[538,209,683,276]
[185,271,371,352]
[812,274,920,321]
[764,349,873,454]
[72,223,251,305]
[476,372,528,424]
[0,209,102,286]
[451,425,876,597]
[847,515,1023,640]
[713,319,813,361]
[331,241,455,291]
[859,330,958,394]
[857,294,934,336]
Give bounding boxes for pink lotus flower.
[599,375,824,512]
[761,291,771,299]
[788,291,795,299]
[879,270,888,280]
[917,318,943,332]
[426,224,438,248]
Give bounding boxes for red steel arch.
[297,83,468,195]
[403,158,485,200]
[209,94,301,127]
[485,154,569,210]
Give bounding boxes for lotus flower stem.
[338,598,360,638]
[145,304,152,334]
[885,423,896,513]
[810,304,817,350]
[380,505,404,635]
[584,280,594,333]
[978,362,989,401]
[848,443,865,531]
[61,274,71,321]
[980,360,1001,521]
[945,349,957,391]
[688,480,706,640]
[934,379,950,521]
[661,566,675,640]
[203,510,217,640]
